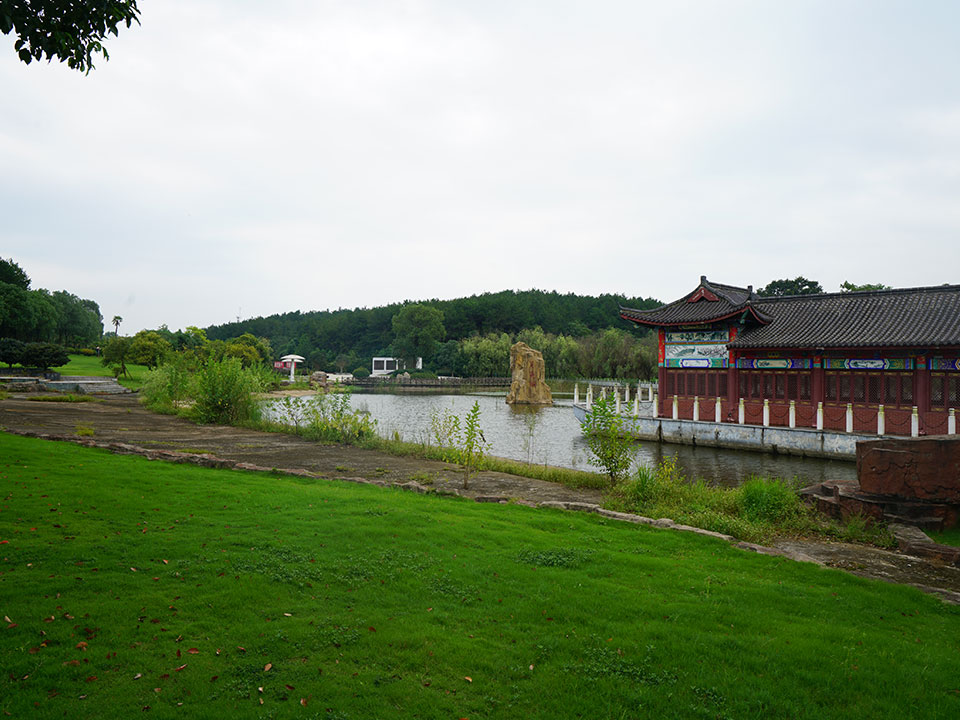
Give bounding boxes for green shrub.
[191,357,261,425]
[141,355,195,413]
[352,366,370,378]
[21,342,69,370]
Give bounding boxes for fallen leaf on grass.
[464,676,472,683]
[75,641,88,651]
[174,664,186,672]
[85,676,97,683]
[133,673,142,679]
[264,663,272,672]
[187,648,199,654]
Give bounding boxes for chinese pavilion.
[619,277,960,436]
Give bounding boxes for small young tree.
[458,401,490,490]
[101,336,132,378]
[582,394,634,484]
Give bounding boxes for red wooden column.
[915,355,930,413]
[657,328,666,417]
[727,326,739,409]
[812,355,824,409]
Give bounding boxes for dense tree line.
[206,289,660,374]
[0,258,102,347]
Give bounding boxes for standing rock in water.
[506,342,553,405]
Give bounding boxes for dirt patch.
[0,393,600,505]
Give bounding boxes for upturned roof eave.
[619,304,770,328]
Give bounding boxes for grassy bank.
[54,354,150,390]
[2,433,960,718]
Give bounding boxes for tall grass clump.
[191,357,263,424]
[606,457,815,543]
[141,355,195,413]
[299,390,378,444]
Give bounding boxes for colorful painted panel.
[930,358,960,371]
[664,330,727,363]
[736,358,812,370]
[822,358,913,371]
[664,358,727,369]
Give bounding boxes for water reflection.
[267,392,856,487]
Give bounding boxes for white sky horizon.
[3,1,958,334]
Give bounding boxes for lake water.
[266,392,856,487]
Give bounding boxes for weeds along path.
[3,392,960,602]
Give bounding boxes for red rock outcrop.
[857,435,960,503]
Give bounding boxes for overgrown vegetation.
[189,357,266,425]
[605,457,896,546]
[1,433,958,719]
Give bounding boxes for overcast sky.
[2,0,959,334]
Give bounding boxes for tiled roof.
[733,285,960,348]
[622,278,960,348]
[619,277,769,326]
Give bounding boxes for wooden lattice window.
[885,375,898,404]
[718,373,728,397]
[867,374,881,404]
[799,373,811,401]
[839,374,850,402]
[826,373,838,402]
[666,372,675,396]
[901,374,913,404]
[931,374,945,408]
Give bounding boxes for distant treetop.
[839,281,892,293]
[757,277,824,297]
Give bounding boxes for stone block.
[857,435,960,502]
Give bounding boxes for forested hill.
[205,289,660,368]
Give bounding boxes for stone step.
[885,514,946,532]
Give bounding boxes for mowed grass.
[54,354,150,390]
[1,435,959,719]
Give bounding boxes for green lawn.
[928,527,960,548]
[54,354,149,390]
[1,433,959,719]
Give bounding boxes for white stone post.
[789,400,796,428]
[845,403,853,433]
[637,381,643,401]
[911,406,919,437]
[738,397,745,424]
[624,383,630,403]
[633,396,639,417]
[672,394,679,420]
[693,396,700,422]
[762,399,770,427]
[652,392,658,416]
[602,386,608,399]
[586,384,593,409]
[289,360,297,383]
[949,408,956,435]
[715,397,722,423]
[877,404,885,436]
[615,388,621,414]
[816,401,824,431]
[574,383,579,405]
